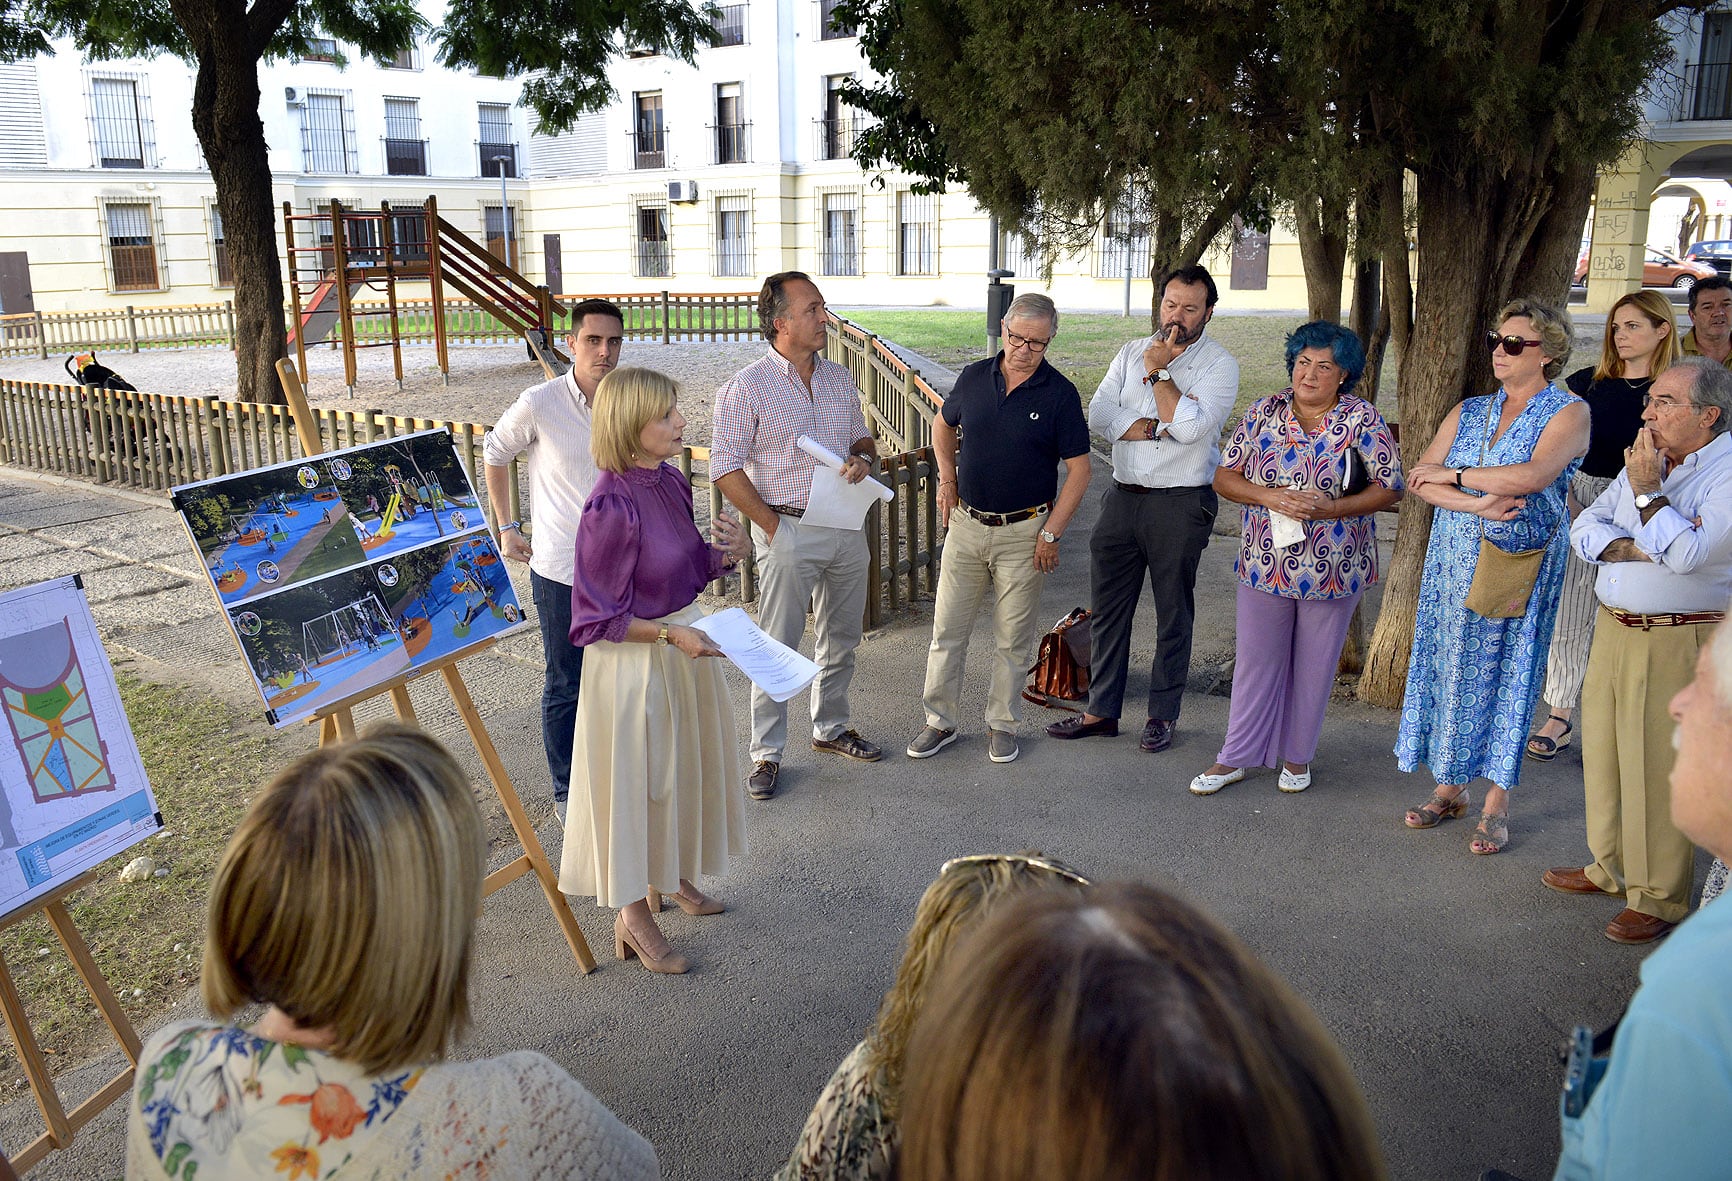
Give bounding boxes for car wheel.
[1675,273,1698,291]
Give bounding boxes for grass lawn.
[838,309,1405,425]
[0,673,305,1082]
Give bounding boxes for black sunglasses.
[1487,331,1545,356]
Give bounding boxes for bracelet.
[1454,468,1469,491]
[501,520,522,533]
[656,625,670,646]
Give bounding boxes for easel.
[0,871,142,1174]
[273,358,595,970]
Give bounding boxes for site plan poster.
[172,429,529,728]
[0,575,162,920]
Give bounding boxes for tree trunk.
[1295,193,1348,322]
[185,5,288,405]
[1379,168,1414,373]
[1349,185,1390,403]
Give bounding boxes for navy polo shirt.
[942,354,1090,514]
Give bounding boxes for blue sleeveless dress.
[1395,383,1582,790]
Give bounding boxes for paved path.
[0,463,1697,1181]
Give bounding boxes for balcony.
[713,4,745,45]
[711,121,751,165]
[384,137,427,176]
[631,127,667,170]
[1674,62,1732,121]
[814,117,856,161]
[479,142,518,177]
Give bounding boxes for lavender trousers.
[1217,583,1363,769]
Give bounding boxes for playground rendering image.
[174,429,485,607]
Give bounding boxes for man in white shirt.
[1047,266,1240,754]
[482,299,625,819]
[1547,356,1732,943]
[1681,275,1732,367]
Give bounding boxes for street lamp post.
[490,154,512,269]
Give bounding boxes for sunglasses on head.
[939,853,1092,887]
[1487,331,1545,356]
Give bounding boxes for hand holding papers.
[797,436,895,530]
[1268,509,1307,549]
[691,607,820,702]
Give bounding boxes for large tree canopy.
[838,0,1705,702]
[0,0,716,404]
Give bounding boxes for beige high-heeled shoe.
[671,880,724,916]
[614,912,690,975]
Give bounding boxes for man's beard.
[1162,319,1202,346]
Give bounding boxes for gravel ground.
[0,338,773,446]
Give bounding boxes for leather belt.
[768,504,805,518]
[1113,480,1206,496]
[959,500,1050,527]
[1604,606,1726,630]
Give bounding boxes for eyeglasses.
[939,853,1092,886]
[1487,332,1545,356]
[1004,329,1052,354]
[1641,393,1698,412]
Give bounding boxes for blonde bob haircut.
[1595,289,1679,382]
[1496,296,1573,381]
[898,881,1388,1181]
[591,366,679,473]
[201,723,485,1075]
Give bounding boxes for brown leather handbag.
[1023,607,1092,710]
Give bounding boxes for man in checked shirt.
[711,272,883,800]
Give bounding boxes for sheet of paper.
[796,436,895,531]
[691,607,820,703]
[1269,509,1306,549]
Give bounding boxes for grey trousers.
[1085,483,1216,722]
[749,515,870,762]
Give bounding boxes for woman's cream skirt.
[558,604,747,909]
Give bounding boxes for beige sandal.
[1470,811,1509,855]
[1405,787,1471,829]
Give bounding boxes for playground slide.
[288,276,367,349]
[522,328,570,380]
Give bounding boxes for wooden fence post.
[225,301,236,351]
[31,311,46,360]
[125,307,138,353]
[661,291,671,344]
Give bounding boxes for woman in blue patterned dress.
[1397,298,1590,853]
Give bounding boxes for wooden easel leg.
[389,684,417,722]
[45,902,140,1062]
[0,956,72,1152]
[441,665,597,973]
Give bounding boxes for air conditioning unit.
[284,86,304,105]
[668,180,698,203]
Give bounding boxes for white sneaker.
[1189,767,1246,796]
[1278,766,1312,793]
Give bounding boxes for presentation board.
[0,575,162,921]
[173,429,529,727]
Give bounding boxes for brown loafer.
[1604,908,1677,945]
[811,730,883,762]
[1139,718,1175,753]
[1045,715,1119,740]
[746,760,779,800]
[1543,866,1619,897]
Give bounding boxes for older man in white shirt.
[1546,355,1732,944]
[482,299,624,820]
[1046,265,1240,754]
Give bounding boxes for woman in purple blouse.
[1189,322,1403,798]
[557,367,750,975]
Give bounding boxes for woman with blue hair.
[1189,321,1403,797]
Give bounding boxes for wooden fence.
[0,304,238,359]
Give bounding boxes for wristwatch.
[1147,367,1172,385]
[656,625,671,645]
[1039,529,1059,544]
[1634,492,1667,511]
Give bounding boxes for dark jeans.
[1085,483,1216,723]
[531,570,585,802]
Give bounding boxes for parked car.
[1684,240,1732,278]
[1572,248,1717,289]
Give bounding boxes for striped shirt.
[709,348,870,510]
[481,369,600,585]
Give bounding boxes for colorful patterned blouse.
[1218,391,1403,600]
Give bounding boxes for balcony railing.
[383,137,427,176]
[711,121,750,165]
[479,142,518,177]
[636,241,670,278]
[815,116,856,161]
[1675,62,1732,121]
[713,4,745,45]
[632,127,667,169]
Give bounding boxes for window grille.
[714,194,751,277]
[301,92,355,173]
[1096,202,1149,279]
[713,4,746,45]
[390,203,430,265]
[821,192,859,276]
[89,75,153,169]
[383,97,426,175]
[210,204,233,287]
[636,202,670,277]
[484,204,518,269]
[633,93,666,168]
[897,191,935,276]
[817,76,854,160]
[713,84,748,164]
[1000,228,1037,276]
[105,202,160,291]
[479,103,517,176]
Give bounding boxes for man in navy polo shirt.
[907,293,1092,764]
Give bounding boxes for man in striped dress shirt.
[712,272,883,801]
[483,299,625,821]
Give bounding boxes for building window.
[817,75,854,161]
[302,38,340,63]
[633,92,665,168]
[713,83,748,164]
[484,204,518,269]
[478,103,517,177]
[104,202,161,291]
[88,75,153,169]
[713,3,746,45]
[821,192,859,276]
[635,202,671,277]
[385,43,419,70]
[820,0,856,39]
[897,192,935,276]
[714,194,751,277]
[1096,199,1149,279]
[210,204,233,287]
[1000,227,1038,276]
[301,91,355,174]
[382,97,426,176]
[1693,12,1732,120]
